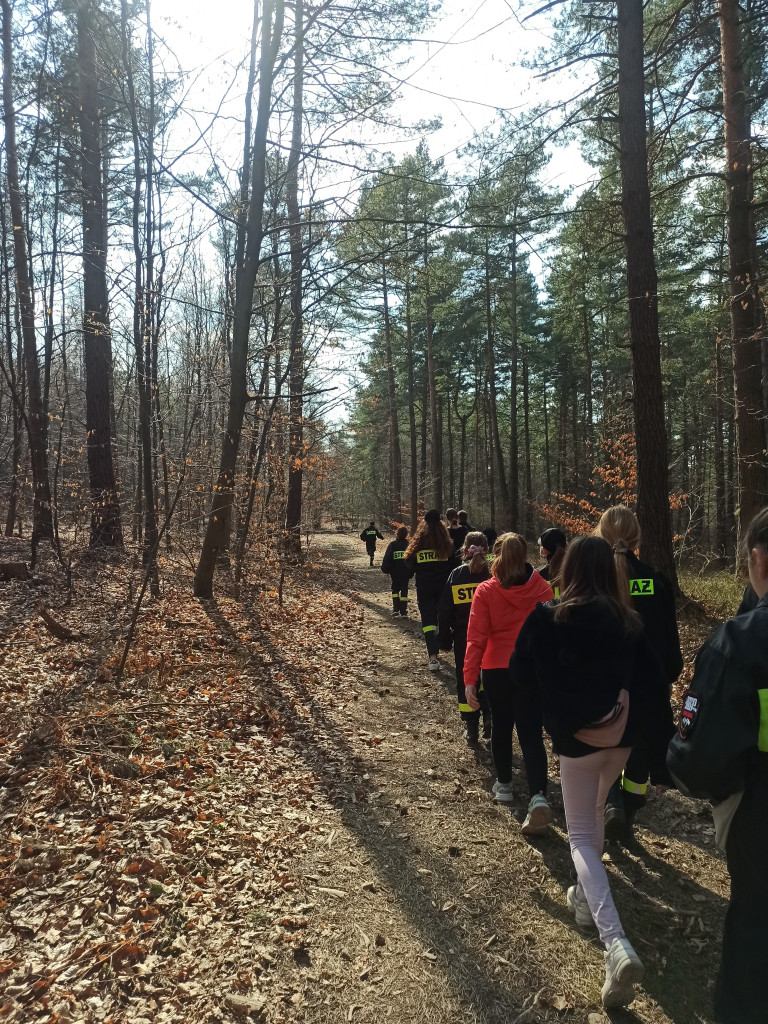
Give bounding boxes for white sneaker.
[427,658,440,672]
[602,937,644,1009]
[521,793,553,836]
[567,884,593,928]
[491,780,514,803]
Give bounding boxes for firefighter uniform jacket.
[405,547,461,592]
[437,561,490,649]
[381,539,412,582]
[625,552,682,685]
[360,526,384,550]
[668,594,768,804]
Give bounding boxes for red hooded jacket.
[463,567,553,686]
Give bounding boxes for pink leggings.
[559,746,631,948]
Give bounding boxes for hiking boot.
[491,780,514,804]
[399,611,408,617]
[604,802,628,844]
[427,658,440,672]
[464,721,480,746]
[521,793,553,836]
[602,937,644,1009]
[390,608,399,617]
[482,716,493,741]
[567,884,593,928]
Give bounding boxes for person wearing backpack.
[359,521,384,567]
[595,505,682,844]
[381,526,412,617]
[667,507,768,1024]
[438,531,492,744]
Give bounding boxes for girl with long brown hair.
[463,532,553,833]
[511,536,667,1008]
[405,509,460,671]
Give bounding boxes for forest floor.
[0,532,731,1024]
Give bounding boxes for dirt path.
[0,533,729,1024]
[288,536,729,1024]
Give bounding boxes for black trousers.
[416,581,442,656]
[388,574,409,614]
[366,543,376,565]
[454,634,489,723]
[481,668,548,797]
[715,780,768,1024]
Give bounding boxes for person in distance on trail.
[482,526,497,562]
[449,509,473,550]
[537,527,568,598]
[667,507,768,1024]
[463,532,554,834]
[511,536,666,1009]
[405,509,460,673]
[359,520,384,567]
[437,531,492,745]
[381,526,413,618]
[594,505,682,845]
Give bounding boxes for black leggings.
[481,668,548,797]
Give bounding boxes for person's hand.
[465,684,480,710]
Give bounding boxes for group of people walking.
[359,503,767,1021]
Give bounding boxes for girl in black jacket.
[511,536,666,1009]
[381,526,412,617]
[405,509,460,672]
[595,505,682,842]
[438,531,491,743]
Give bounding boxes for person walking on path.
[381,526,412,617]
[595,505,682,844]
[511,536,666,1009]
[537,527,567,597]
[359,521,384,567]
[438,531,492,744]
[463,532,554,834]
[667,507,768,1024]
[449,509,473,550]
[405,509,460,672]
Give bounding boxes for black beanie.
[538,527,567,555]
[424,508,441,525]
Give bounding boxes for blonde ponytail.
[594,505,641,608]
[491,532,528,588]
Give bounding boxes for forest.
[0,0,765,594]
[2,3,767,1024]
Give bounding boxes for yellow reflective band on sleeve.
[629,578,654,596]
[422,625,436,633]
[458,703,472,713]
[553,586,560,598]
[758,689,768,752]
[417,549,438,563]
[452,583,478,604]
[621,772,648,795]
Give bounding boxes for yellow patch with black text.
[393,550,405,560]
[630,578,654,596]
[417,549,438,563]
[452,583,479,604]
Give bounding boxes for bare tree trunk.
[424,226,441,510]
[382,262,402,516]
[508,235,518,529]
[484,238,510,522]
[284,0,305,562]
[1,0,53,559]
[78,0,122,547]
[195,0,285,597]
[718,0,766,540]
[617,0,677,585]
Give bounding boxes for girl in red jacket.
[464,532,554,834]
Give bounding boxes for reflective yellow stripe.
[621,772,647,795]
[400,596,409,601]
[391,593,399,598]
[422,625,436,633]
[552,586,560,598]
[758,690,768,752]
[458,702,472,713]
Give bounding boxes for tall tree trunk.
[78,1,122,547]
[423,226,441,509]
[718,0,766,540]
[484,239,510,522]
[617,0,677,584]
[382,262,401,516]
[1,174,21,537]
[195,0,285,597]
[284,0,304,561]
[508,235,519,529]
[522,353,532,534]
[1,0,53,559]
